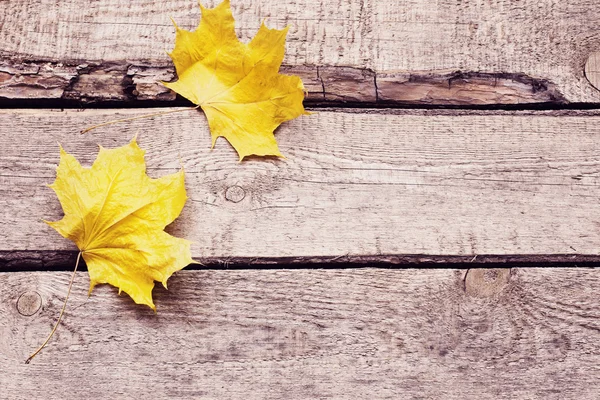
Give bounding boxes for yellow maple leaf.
[47,138,194,310]
[163,0,308,160]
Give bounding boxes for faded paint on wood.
[1,108,599,267]
[1,0,600,104]
[1,268,599,399]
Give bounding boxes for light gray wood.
[2,0,600,104]
[1,108,600,266]
[2,268,599,399]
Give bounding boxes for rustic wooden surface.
[1,268,599,399]
[2,0,600,105]
[1,108,600,267]
[2,0,600,398]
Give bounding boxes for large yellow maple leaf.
[47,138,194,310]
[163,0,308,160]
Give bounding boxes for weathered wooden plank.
[2,268,599,398]
[1,0,599,105]
[1,108,599,266]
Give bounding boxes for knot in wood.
[585,52,600,92]
[464,268,510,298]
[16,291,42,316]
[225,185,245,203]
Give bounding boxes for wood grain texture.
[1,0,600,104]
[585,52,600,92]
[1,108,600,266]
[1,268,599,399]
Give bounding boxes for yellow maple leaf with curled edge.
[47,138,194,311]
[163,0,308,160]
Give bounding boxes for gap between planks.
[4,250,600,271]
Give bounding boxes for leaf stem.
[80,106,200,134]
[26,251,83,364]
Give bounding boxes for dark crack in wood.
[0,59,567,107]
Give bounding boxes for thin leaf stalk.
[80,106,200,134]
[26,251,82,364]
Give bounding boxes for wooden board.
[1,108,600,267]
[2,268,599,399]
[2,0,600,105]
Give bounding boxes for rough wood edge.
[0,59,567,106]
